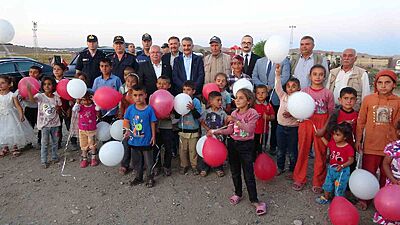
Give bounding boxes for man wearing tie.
[241,35,261,77]
[252,56,290,155]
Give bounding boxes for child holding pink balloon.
[209,88,266,216]
[373,121,400,224]
[27,76,62,168]
[0,75,34,157]
[72,91,100,168]
[292,64,335,193]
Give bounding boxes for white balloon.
[0,19,15,43]
[99,141,124,166]
[174,93,192,115]
[287,92,315,120]
[232,78,253,97]
[110,120,124,141]
[349,169,380,200]
[67,79,87,99]
[196,136,207,158]
[96,121,111,141]
[264,35,290,64]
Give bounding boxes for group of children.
[0,59,399,221]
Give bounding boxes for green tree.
[253,40,266,57]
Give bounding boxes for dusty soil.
[0,139,376,225]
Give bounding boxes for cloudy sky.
[1,0,399,56]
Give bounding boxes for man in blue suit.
[252,57,290,155]
[172,37,205,95]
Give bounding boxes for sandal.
[11,146,21,157]
[200,170,208,177]
[216,170,225,177]
[311,186,323,194]
[129,178,144,186]
[0,147,9,157]
[355,200,368,211]
[285,173,293,180]
[315,196,330,205]
[229,194,242,205]
[255,202,267,216]
[119,166,128,175]
[146,178,155,188]
[292,182,305,191]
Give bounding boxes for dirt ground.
[0,134,376,225]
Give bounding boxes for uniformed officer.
[136,33,152,63]
[108,35,139,82]
[75,34,106,88]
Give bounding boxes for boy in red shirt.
[254,85,275,155]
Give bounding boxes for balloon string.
[100,105,118,119]
[356,152,362,169]
[60,111,78,179]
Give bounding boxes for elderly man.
[137,33,152,63]
[172,37,205,94]
[241,35,260,76]
[137,45,172,96]
[327,48,370,110]
[203,36,231,84]
[108,36,139,81]
[290,36,329,88]
[161,36,182,69]
[75,34,106,88]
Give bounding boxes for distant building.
[355,55,391,69]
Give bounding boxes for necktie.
[244,54,249,73]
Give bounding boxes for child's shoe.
[315,196,330,205]
[80,159,89,168]
[90,158,99,167]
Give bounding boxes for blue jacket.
[172,53,205,94]
[252,57,290,105]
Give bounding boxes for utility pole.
[289,25,296,50]
[32,21,38,58]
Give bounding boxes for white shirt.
[170,52,180,68]
[152,61,162,79]
[183,54,192,80]
[242,52,251,66]
[331,67,371,104]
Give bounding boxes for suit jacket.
[242,52,261,76]
[137,61,172,96]
[172,53,205,94]
[161,51,183,68]
[252,57,290,105]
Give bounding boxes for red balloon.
[202,83,220,101]
[93,87,123,110]
[18,77,40,98]
[202,137,227,167]
[328,196,359,225]
[56,79,73,100]
[254,153,277,181]
[374,185,400,221]
[149,90,174,119]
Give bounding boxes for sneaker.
[192,168,199,176]
[80,159,89,168]
[179,167,188,175]
[315,196,330,205]
[42,163,49,169]
[164,168,171,176]
[129,178,144,186]
[90,158,99,167]
[51,158,60,164]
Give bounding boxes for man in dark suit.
[172,37,205,95]
[161,36,182,69]
[138,45,172,97]
[241,35,261,76]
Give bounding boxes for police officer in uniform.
[75,34,106,88]
[107,35,139,82]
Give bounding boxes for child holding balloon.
[27,76,62,168]
[0,75,34,157]
[373,121,400,224]
[208,88,266,216]
[214,72,231,113]
[315,122,355,204]
[292,64,335,193]
[274,64,301,178]
[72,91,100,168]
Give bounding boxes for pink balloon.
[149,90,174,119]
[374,185,400,221]
[202,137,227,167]
[56,79,73,100]
[202,83,220,101]
[254,153,277,181]
[18,77,40,98]
[328,196,359,225]
[93,87,122,110]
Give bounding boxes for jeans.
[154,129,173,169]
[276,125,298,171]
[41,127,59,164]
[228,139,258,203]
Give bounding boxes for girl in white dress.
[0,76,34,157]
